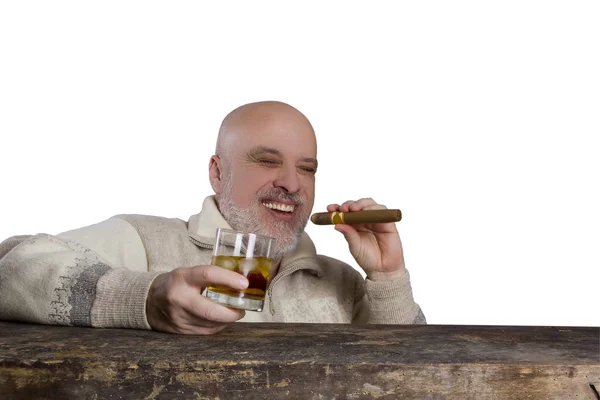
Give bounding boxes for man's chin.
[257,223,302,257]
[271,235,301,261]
[252,206,308,257]
[258,224,297,243]
[259,209,292,231]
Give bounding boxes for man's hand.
[327,198,405,277]
[146,265,248,335]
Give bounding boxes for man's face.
[215,108,317,260]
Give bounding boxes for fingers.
[347,198,386,212]
[360,203,387,211]
[162,300,245,335]
[334,223,361,247]
[326,203,340,212]
[330,198,387,213]
[185,264,249,291]
[182,265,248,323]
[147,266,250,336]
[184,295,246,325]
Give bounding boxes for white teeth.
[262,202,296,213]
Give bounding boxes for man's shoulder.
[113,213,186,224]
[111,213,189,234]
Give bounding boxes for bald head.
[208,101,318,258]
[215,101,316,160]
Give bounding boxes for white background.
[1,1,598,327]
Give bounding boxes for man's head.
[208,101,317,260]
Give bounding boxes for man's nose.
[273,164,301,193]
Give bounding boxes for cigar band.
[330,212,345,224]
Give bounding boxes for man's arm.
[352,268,427,324]
[0,218,160,329]
[0,217,248,334]
[326,198,426,325]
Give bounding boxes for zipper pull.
[268,288,275,315]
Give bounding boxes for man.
[0,101,426,335]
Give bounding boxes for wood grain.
[1,321,598,399]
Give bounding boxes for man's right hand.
[146,265,249,335]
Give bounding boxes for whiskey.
[208,255,272,301]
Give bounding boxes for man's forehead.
[217,101,317,157]
[232,116,316,152]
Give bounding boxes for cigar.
[310,209,402,225]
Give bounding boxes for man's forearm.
[355,268,426,325]
[0,228,159,329]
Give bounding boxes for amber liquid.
[208,255,272,301]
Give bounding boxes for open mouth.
[262,201,297,219]
[262,201,296,212]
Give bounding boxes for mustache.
[258,189,305,205]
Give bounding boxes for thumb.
[335,224,361,249]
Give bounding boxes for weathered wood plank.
[0,321,598,399]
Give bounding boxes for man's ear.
[208,155,223,194]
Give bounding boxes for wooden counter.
[1,321,599,399]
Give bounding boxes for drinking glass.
[205,228,274,311]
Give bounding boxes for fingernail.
[239,278,249,288]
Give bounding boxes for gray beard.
[218,178,308,261]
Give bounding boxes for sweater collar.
[187,196,323,278]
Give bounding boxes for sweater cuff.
[364,268,420,324]
[91,268,162,330]
[366,268,405,282]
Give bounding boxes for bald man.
[0,101,426,334]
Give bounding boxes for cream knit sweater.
[0,196,426,329]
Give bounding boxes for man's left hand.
[327,198,405,277]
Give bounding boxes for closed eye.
[299,166,317,174]
[258,159,280,166]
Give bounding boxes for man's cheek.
[232,183,256,206]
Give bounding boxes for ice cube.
[219,257,237,271]
[239,258,258,275]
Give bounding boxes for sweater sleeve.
[0,218,161,329]
[352,268,427,325]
